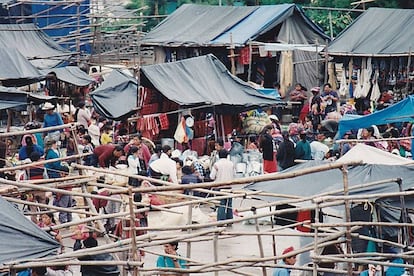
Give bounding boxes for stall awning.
[140,54,282,113]
[327,8,414,57]
[41,66,94,87]
[0,48,44,87]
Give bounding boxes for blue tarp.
[31,0,91,53]
[256,88,281,100]
[337,96,414,138]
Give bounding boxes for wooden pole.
[0,153,90,172]
[248,39,252,82]
[229,33,236,76]
[72,161,364,194]
[213,233,218,276]
[128,187,139,276]
[0,123,79,138]
[312,202,320,276]
[252,207,267,276]
[186,190,193,260]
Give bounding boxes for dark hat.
[83,236,98,248]
[311,87,320,93]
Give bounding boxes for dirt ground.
[61,197,311,276]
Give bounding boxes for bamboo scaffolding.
[3,149,413,275]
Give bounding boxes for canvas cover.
[141,4,328,47]
[41,66,94,87]
[90,70,137,120]
[245,161,414,206]
[140,54,282,113]
[0,196,60,267]
[0,24,72,69]
[337,95,414,138]
[0,48,44,87]
[0,86,29,110]
[327,8,414,57]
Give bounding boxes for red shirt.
[93,144,116,167]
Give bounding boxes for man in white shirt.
[310,133,329,160]
[210,149,234,222]
[75,102,91,129]
[149,145,178,184]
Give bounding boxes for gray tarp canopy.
[90,70,137,120]
[327,8,414,57]
[0,86,29,110]
[141,4,328,47]
[41,66,94,87]
[0,24,73,69]
[0,48,44,87]
[0,196,60,267]
[140,54,282,113]
[245,161,414,206]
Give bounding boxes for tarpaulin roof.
[245,161,414,206]
[337,95,414,138]
[0,48,44,87]
[141,4,328,47]
[327,8,414,57]
[0,196,60,267]
[0,24,73,69]
[90,70,137,120]
[0,86,28,110]
[140,54,282,113]
[41,66,94,87]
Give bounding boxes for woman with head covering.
[18,136,44,161]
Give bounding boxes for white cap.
[171,149,181,159]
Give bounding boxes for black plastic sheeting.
[140,54,282,114]
[0,196,60,267]
[90,70,137,120]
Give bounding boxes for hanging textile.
[370,70,381,102]
[174,116,188,143]
[339,67,348,97]
[360,57,372,98]
[158,113,170,130]
[279,51,293,92]
[238,47,250,65]
[354,69,363,99]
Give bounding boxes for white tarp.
[337,143,413,165]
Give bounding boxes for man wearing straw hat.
[42,102,64,143]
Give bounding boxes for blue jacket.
[44,148,66,178]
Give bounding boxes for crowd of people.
[3,79,413,276]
